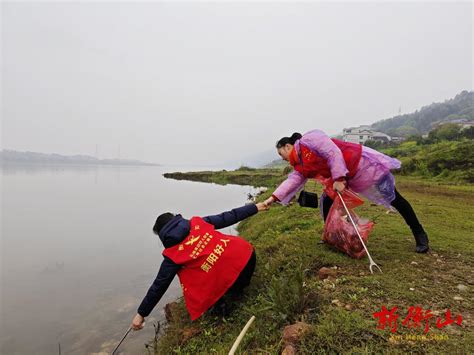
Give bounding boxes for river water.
[1,164,256,354]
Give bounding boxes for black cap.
[153,212,175,235]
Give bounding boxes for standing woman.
[263,129,429,253]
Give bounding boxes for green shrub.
[382,139,473,182]
[262,264,305,323]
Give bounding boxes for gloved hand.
[333,179,346,193]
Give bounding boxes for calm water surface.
[1,164,256,354]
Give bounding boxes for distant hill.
[243,149,279,168]
[371,90,473,137]
[0,150,159,167]
[263,159,288,169]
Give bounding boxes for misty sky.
[2,1,472,165]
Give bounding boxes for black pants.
[211,251,256,315]
[322,189,424,235]
[226,250,257,296]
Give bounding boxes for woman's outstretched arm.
[266,169,307,205]
[202,203,268,229]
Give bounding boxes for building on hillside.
[342,126,392,144]
[390,136,406,143]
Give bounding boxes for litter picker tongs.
[336,191,382,274]
[112,326,132,355]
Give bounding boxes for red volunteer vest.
[289,139,362,199]
[289,138,362,179]
[162,217,253,320]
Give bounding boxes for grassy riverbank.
[163,166,284,187]
[154,169,473,354]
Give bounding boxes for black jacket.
[137,204,258,317]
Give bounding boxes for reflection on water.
[1,164,254,354]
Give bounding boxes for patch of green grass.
[299,307,386,354]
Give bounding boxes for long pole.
[112,327,132,355]
[228,316,256,355]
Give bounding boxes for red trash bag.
[322,190,374,259]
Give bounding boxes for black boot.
[390,189,430,254]
[413,230,429,253]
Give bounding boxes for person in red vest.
[263,130,429,253]
[131,202,268,330]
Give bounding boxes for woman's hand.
[131,313,145,331]
[256,202,269,211]
[333,180,346,193]
[264,196,275,206]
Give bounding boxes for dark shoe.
[318,233,326,244]
[414,231,429,253]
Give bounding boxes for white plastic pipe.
[228,315,256,355]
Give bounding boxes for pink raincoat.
[272,129,401,208]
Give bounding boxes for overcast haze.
[2,1,472,165]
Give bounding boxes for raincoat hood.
[158,214,191,248]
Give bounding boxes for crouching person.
[130,203,267,330]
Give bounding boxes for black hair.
[276,132,302,148]
[153,212,175,235]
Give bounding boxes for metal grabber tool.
[336,191,382,274]
[111,326,132,355]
